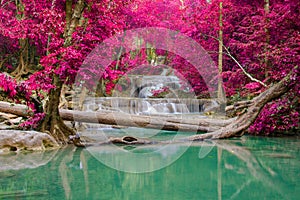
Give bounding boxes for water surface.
[0,130,300,200]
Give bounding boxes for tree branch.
[204,34,267,87]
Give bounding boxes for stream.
[1,128,300,200]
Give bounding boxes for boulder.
[0,130,59,153]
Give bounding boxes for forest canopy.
[0,0,299,142]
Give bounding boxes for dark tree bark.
[40,76,74,144]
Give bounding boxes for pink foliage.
[19,113,46,129]
[0,73,17,97]
[249,97,299,135]
[151,86,170,98]
[0,0,299,134]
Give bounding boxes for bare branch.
[204,34,267,87]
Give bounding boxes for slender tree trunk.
[11,1,30,79]
[64,0,86,46]
[217,1,226,103]
[264,0,270,78]
[64,0,72,39]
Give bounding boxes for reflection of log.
[0,101,234,132]
[0,190,49,199]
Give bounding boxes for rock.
[88,104,99,111]
[202,100,220,112]
[0,123,13,130]
[138,86,156,98]
[108,136,154,145]
[69,133,86,147]
[0,130,59,153]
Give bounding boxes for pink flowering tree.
[0,0,298,141]
[182,0,299,135]
[0,0,131,142]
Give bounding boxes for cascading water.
[82,73,220,115]
[83,97,218,115]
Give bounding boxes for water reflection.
[0,149,58,171]
[87,143,189,173]
[0,136,300,199]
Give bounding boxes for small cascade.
[82,97,219,115]
[152,103,189,114]
[127,75,182,98]
[128,100,154,114]
[81,73,220,115]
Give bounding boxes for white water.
[83,97,219,115]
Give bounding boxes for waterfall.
[83,97,219,115]
[81,73,220,115]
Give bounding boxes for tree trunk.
[264,0,270,78]
[64,0,86,46]
[40,75,74,144]
[217,1,226,102]
[64,0,73,39]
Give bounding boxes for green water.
[1,131,300,200]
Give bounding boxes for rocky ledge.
[0,130,59,153]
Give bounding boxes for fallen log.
[63,109,235,132]
[187,66,298,140]
[225,100,253,112]
[0,100,234,132]
[0,102,29,117]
